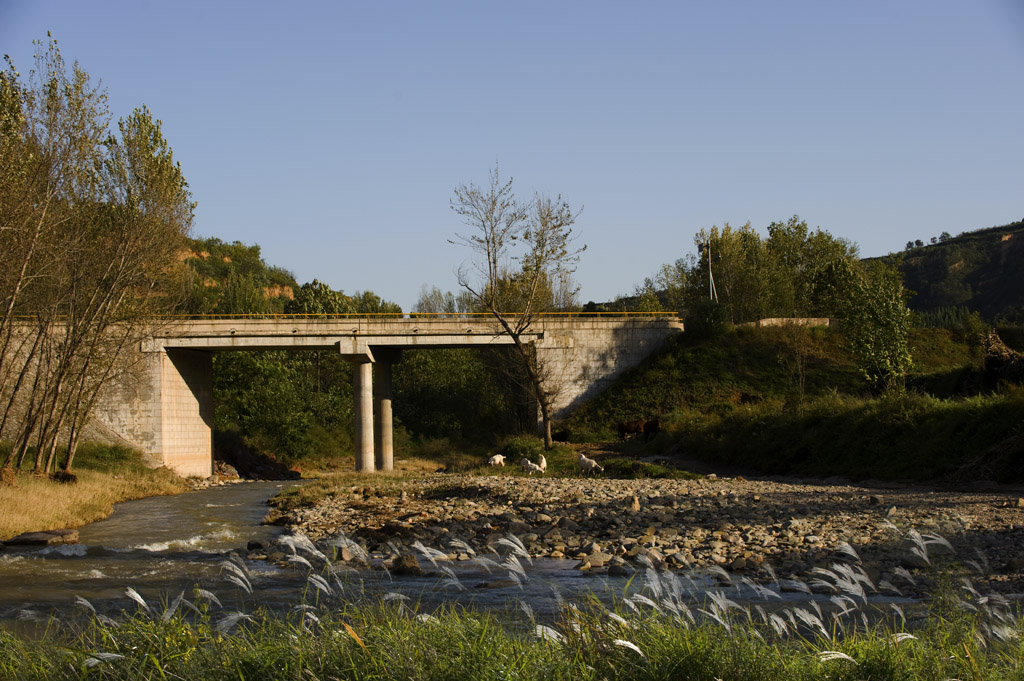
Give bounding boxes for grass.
[1,533,1021,681]
[0,444,187,540]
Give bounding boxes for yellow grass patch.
[0,468,186,540]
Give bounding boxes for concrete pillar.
[353,360,375,472]
[373,350,399,471]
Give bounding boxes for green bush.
[498,436,545,462]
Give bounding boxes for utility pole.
[699,241,719,303]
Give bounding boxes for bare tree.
[450,166,584,447]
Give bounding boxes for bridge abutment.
[96,347,214,478]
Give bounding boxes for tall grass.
[1,565,1019,679]
[2,522,1021,680]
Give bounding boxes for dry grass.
[0,467,186,540]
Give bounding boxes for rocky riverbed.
[266,470,1024,597]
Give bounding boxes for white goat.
[577,453,604,474]
[487,454,505,467]
[538,454,547,472]
[520,457,544,475]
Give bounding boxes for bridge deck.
[144,314,681,355]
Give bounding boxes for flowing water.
[0,481,911,629]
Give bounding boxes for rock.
[391,553,422,576]
[247,540,265,551]
[5,529,78,546]
[629,495,641,512]
[608,562,634,577]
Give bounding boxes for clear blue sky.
[3,1,1022,311]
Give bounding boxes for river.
[0,481,909,630]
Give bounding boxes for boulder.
[391,553,422,576]
[5,529,79,546]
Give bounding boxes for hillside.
[564,324,1024,482]
[183,237,299,314]
[881,219,1024,324]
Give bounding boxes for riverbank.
[274,460,1024,597]
[0,466,188,540]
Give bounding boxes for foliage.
[1,36,194,474]
[598,457,702,479]
[567,323,1024,482]
[497,434,546,462]
[652,217,859,324]
[394,348,525,442]
[837,259,913,391]
[183,237,298,314]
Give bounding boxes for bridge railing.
[152,311,682,321]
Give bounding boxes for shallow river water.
[0,481,911,629]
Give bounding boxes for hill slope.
[882,219,1024,323]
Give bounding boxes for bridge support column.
[373,349,400,472]
[352,359,375,472]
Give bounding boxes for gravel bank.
[277,473,1024,596]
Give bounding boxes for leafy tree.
[0,37,193,475]
[837,260,913,391]
[351,290,402,315]
[675,217,857,326]
[213,351,317,461]
[450,165,585,447]
[286,279,354,315]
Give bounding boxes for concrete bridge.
[94,314,683,477]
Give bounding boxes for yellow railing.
[151,311,682,321]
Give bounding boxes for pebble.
[280,472,1024,594]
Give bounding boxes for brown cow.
[618,419,646,441]
[644,419,661,442]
